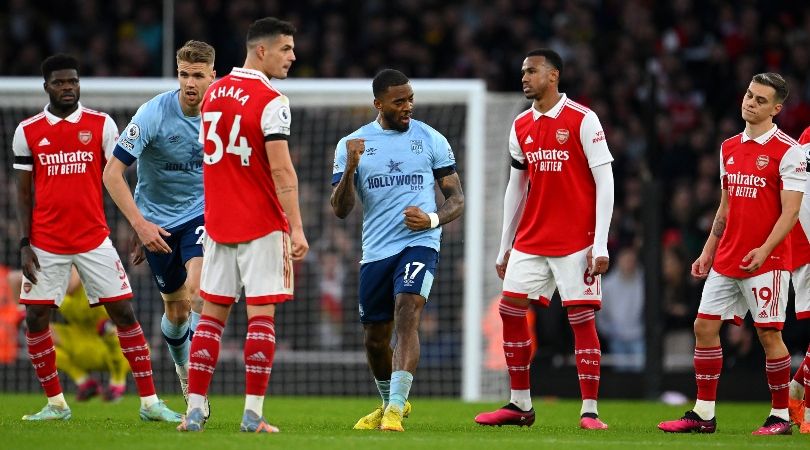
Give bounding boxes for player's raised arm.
[266,139,308,260]
[331,138,364,218]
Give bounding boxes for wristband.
[20,237,30,249]
[428,212,440,229]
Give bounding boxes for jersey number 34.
[202,112,252,166]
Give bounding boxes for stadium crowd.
[2,0,810,377]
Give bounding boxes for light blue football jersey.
[332,119,456,263]
[114,90,203,229]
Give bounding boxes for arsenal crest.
[23,282,32,293]
[756,155,769,170]
[78,130,93,145]
[556,129,569,144]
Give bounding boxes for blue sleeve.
[116,98,160,161]
[332,137,348,186]
[430,131,456,173]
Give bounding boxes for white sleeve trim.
[497,167,529,264]
[508,122,524,163]
[12,123,33,171]
[591,163,614,258]
[102,114,119,160]
[580,110,613,168]
[780,145,806,192]
[261,95,292,137]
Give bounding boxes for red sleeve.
[800,126,810,145]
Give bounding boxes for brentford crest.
[556,129,569,144]
[756,155,769,170]
[78,130,93,145]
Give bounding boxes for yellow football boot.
[353,401,411,430]
[380,404,405,432]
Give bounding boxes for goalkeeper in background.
[10,267,129,401]
[331,69,464,432]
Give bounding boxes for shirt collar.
[231,67,272,85]
[741,124,778,144]
[43,102,83,124]
[531,93,567,120]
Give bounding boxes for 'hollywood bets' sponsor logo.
[39,150,94,176]
[726,171,766,198]
[526,148,569,172]
[366,173,426,191]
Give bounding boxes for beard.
[383,109,409,132]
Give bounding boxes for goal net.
[0,77,524,400]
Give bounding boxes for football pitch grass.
[0,394,808,450]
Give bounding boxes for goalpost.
[0,78,525,401]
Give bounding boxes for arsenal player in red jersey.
[12,54,181,422]
[178,17,308,434]
[474,48,615,430]
[788,124,810,432]
[659,73,805,436]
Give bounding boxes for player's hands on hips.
[135,219,171,254]
[495,249,511,280]
[129,231,146,265]
[346,138,365,169]
[403,206,431,230]
[290,227,309,261]
[740,247,768,273]
[691,252,713,279]
[587,247,610,275]
[21,246,40,284]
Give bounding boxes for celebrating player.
[103,40,215,415]
[331,69,464,432]
[658,73,805,435]
[177,17,308,433]
[474,48,615,430]
[13,54,181,422]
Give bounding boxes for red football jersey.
[714,126,805,278]
[509,94,613,256]
[790,125,810,270]
[12,104,118,254]
[200,67,292,243]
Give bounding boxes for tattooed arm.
[691,189,729,279]
[267,139,309,260]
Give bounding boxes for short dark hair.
[373,69,410,98]
[526,48,563,78]
[41,54,79,81]
[752,72,789,103]
[246,17,296,45]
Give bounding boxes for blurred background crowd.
[2,0,810,396]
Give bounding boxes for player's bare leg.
[22,305,72,421]
[475,295,536,427]
[104,300,182,422]
[354,321,411,429]
[380,293,425,432]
